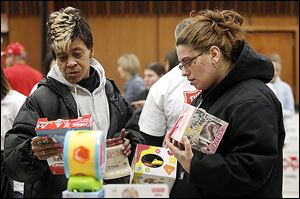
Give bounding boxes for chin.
[67,78,81,84]
[194,84,202,90]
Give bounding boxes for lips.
[188,78,196,85]
[67,71,80,78]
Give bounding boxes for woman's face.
[117,66,131,80]
[176,45,218,90]
[56,38,91,84]
[144,69,160,90]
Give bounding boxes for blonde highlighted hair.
[176,9,246,62]
[47,6,93,57]
[117,53,141,75]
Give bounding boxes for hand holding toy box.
[169,103,228,154]
[35,115,94,175]
[130,144,177,193]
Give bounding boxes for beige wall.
[1,16,41,71]
[2,15,299,103]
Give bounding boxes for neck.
[125,73,133,81]
[215,60,232,85]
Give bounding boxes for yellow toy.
[151,159,164,167]
[62,130,106,198]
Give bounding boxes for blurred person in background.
[117,53,146,103]
[164,48,179,72]
[3,42,43,96]
[131,61,166,118]
[1,67,26,198]
[267,53,295,118]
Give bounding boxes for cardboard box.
[130,144,177,193]
[104,184,169,198]
[169,103,228,154]
[35,115,94,175]
[62,189,104,198]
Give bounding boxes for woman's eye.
[74,52,82,57]
[58,56,67,61]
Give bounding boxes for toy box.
[130,144,177,193]
[62,189,104,198]
[35,115,94,175]
[169,103,228,154]
[104,184,169,198]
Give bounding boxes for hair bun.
[221,10,243,26]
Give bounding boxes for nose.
[181,66,189,77]
[66,57,77,68]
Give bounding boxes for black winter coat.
[2,77,145,198]
[171,42,285,198]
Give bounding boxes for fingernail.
[122,147,125,150]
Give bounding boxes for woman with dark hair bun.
[166,9,285,198]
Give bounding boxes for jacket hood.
[202,41,274,101]
[46,58,106,93]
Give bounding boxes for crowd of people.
[1,6,297,198]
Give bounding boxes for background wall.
[1,1,299,104]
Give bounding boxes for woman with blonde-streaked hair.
[117,53,146,103]
[2,6,145,198]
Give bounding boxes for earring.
[212,61,216,68]
[90,51,94,59]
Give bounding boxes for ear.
[209,46,220,64]
[90,50,94,59]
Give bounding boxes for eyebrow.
[56,47,83,56]
[181,56,193,62]
[71,47,84,51]
[56,52,66,57]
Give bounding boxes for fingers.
[165,137,178,155]
[124,149,131,157]
[35,148,63,160]
[182,136,192,154]
[120,128,126,140]
[120,129,130,156]
[31,136,46,147]
[31,136,63,160]
[122,138,131,157]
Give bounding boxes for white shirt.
[1,90,26,150]
[267,77,295,118]
[1,90,26,194]
[138,65,201,137]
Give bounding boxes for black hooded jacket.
[2,77,145,198]
[171,42,285,197]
